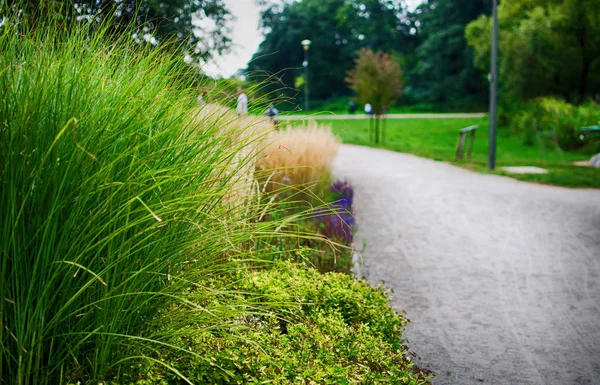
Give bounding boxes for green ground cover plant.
[322,118,600,188]
[0,7,429,384]
[112,263,432,384]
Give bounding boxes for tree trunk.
[579,59,590,102]
[575,6,589,102]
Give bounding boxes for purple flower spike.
[331,181,354,201]
[313,180,356,244]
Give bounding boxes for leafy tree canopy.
[346,48,404,143]
[346,48,404,115]
[406,0,490,106]
[248,0,416,102]
[7,0,233,59]
[466,0,600,103]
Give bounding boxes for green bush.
[117,262,432,384]
[513,98,600,150]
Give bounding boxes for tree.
[247,0,416,104]
[346,48,404,143]
[465,0,600,103]
[406,0,491,108]
[7,0,233,59]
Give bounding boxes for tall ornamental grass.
[0,10,279,384]
[193,103,275,207]
[256,122,340,191]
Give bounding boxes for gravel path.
[332,144,600,385]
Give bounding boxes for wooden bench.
[456,125,478,160]
[580,125,600,140]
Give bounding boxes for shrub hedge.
[115,262,432,385]
[511,98,600,150]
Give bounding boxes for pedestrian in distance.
[236,87,248,116]
[265,103,279,126]
[348,100,356,114]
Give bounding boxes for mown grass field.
[317,117,600,188]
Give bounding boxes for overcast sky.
[203,0,423,78]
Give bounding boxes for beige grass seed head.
[257,120,340,191]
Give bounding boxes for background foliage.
[9,0,233,59]
[248,0,417,104]
[466,0,600,104]
[248,0,490,110]
[407,0,490,107]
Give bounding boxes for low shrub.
[513,98,600,150]
[312,96,356,113]
[115,262,432,385]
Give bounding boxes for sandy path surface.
[332,144,600,385]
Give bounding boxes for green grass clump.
[116,262,432,384]
[323,118,600,188]
[0,10,278,384]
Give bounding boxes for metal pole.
[304,48,309,113]
[488,0,498,170]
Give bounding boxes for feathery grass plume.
[256,121,340,191]
[192,103,275,210]
[0,6,303,384]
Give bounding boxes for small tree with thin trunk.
[346,48,404,144]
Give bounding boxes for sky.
[203,0,423,78]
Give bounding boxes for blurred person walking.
[265,103,279,125]
[348,100,356,114]
[237,87,248,116]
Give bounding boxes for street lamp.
[301,39,311,113]
[488,0,498,170]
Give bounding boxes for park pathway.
[332,144,600,385]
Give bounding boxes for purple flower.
[331,181,354,201]
[313,180,356,244]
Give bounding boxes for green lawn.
[320,117,600,188]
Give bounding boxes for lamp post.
[488,0,498,170]
[301,39,311,113]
